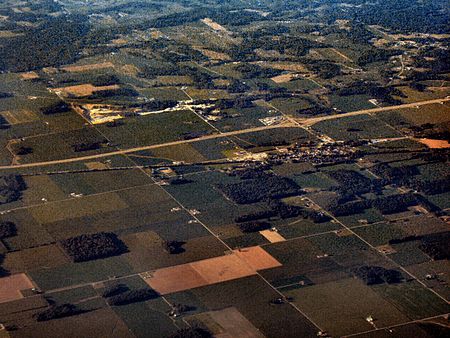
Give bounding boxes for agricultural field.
[0,0,449,337]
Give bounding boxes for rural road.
[297,97,450,126]
[1,98,448,170]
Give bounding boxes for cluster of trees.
[419,232,450,260]
[235,210,277,223]
[371,163,419,186]
[132,100,178,111]
[86,87,139,100]
[356,48,399,66]
[344,22,375,44]
[0,15,91,72]
[328,170,381,202]
[163,240,186,254]
[305,60,341,79]
[335,81,404,104]
[215,97,254,110]
[217,174,301,204]
[16,146,33,155]
[59,232,127,262]
[409,123,450,142]
[166,45,208,63]
[238,221,271,233]
[35,304,83,322]
[371,163,449,195]
[234,63,282,79]
[408,178,450,195]
[245,25,290,39]
[0,221,16,239]
[91,74,121,87]
[169,177,192,185]
[0,92,13,99]
[269,200,331,223]
[228,79,250,93]
[102,283,129,298]
[72,142,104,153]
[329,193,419,216]
[169,327,212,338]
[244,35,324,57]
[138,63,180,79]
[349,0,449,34]
[412,49,450,80]
[0,175,27,205]
[40,101,71,115]
[107,288,159,306]
[353,266,403,285]
[234,200,329,224]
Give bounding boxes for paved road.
[1,98,448,170]
[0,124,295,169]
[297,97,450,126]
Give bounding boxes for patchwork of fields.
[0,0,449,337]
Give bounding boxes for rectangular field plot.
[143,246,281,294]
[189,276,319,338]
[96,110,215,148]
[11,127,110,163]
[283,278,410,337]
[372,281,450,320]
[260,238,348,286]
[0,273,34,303]
[313,114,403,141]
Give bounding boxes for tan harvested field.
[201,18,230,34]
[1,110,38,124]
[143,263,208,295]
[84,161,109,170]
[417,138,450,149]
[60,62,115,73]
[256,61,308,72]
[54,84,120,97]
[0,30,23,37]
[270,73,296,84]
[234,246,282,271]
[259,229,286,243]
[111,38,128,45]
[144,246,281,294]
[20,71,39,80]
[0,273,34,303]
[191,254,255,284]
[196,48,231,61]
[119,64,140,76]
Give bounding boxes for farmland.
[0,0,449,337]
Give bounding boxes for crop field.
[284,278,411,337]
[397,103,450,125]
[189,276,319,338]
[96,110,214,148]
[313,114,403,141]
[0,1,449,337]
[0,273,34,303]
